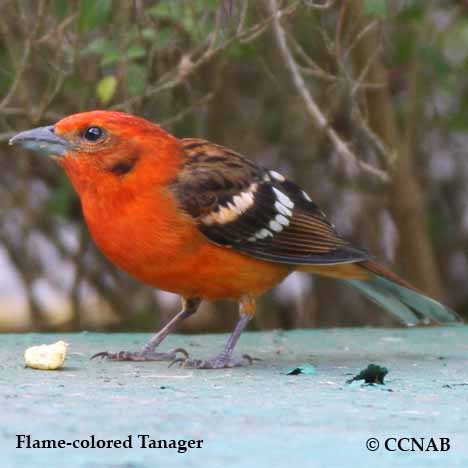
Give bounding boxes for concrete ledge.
[1,326,468,467]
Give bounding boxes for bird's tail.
[343,260,462,326]
[299,260,462,325]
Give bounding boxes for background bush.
[1,0,467,332]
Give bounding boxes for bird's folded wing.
[171,138,369,265]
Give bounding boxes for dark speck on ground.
[346,364,388,384]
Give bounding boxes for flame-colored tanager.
[10,111,461,368]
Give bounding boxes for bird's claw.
[169,353,254,369]
[90,347,189,362]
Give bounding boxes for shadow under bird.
[9,111,462,368]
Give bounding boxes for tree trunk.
[350,1,444,300]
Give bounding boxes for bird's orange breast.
[80,184,291,300]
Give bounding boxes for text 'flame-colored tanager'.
[10,111,461,368]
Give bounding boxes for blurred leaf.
[54,0,70,20]
[363,0,387,18]
[397,0,424,24]
[83,38,120,66]
[83,37,146,68]
[448,105,468,131]
[228,42,257,59]
[150,0,217,39]
[101,49,120,67]
[78,0,112,33]
[125,64,146,96]
[96,75,117,104]
[83,37,108,55]
[149,1,176,19]
[443,21,468,67]
[126,44,146,60]
[419,45,450,79]
[194,0,218,11]
[141,27,157,42]
[150,0,217,19]
[394,35,415,65]
[154,28,174,50]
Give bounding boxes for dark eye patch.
[107,156,138,176]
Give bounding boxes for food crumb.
[24,341,68,370]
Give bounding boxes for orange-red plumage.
[55,112,291,300]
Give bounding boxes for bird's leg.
[171,295,256,369]
[92,297,201,361]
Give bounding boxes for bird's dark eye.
[83,126,103,142]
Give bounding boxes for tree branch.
[112,1,298,111]
[266,0,389,182]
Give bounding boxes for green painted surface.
[1,327,468,467]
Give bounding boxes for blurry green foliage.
[126,44,146,61]
[363,0,388,18]
[78,0,112,33]
[393,33,416,65]
[396,0,425,24]
[443,21,468,67]
[1,0,468,332]
[126,64,147,97]
[53,0,68,19]
[83,37,146,67]
[81,30,149,99]
[228,42,258,59]
[84,38,120,66]
[150,0,218,40]
[96,75,117,104]
[419,46,450,80]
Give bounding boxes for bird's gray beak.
[9,125,69,156]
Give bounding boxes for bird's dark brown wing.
[170,138,369,265]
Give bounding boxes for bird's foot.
[91,347,189,362]
[169,353,254,369]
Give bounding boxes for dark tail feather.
[344,260,463,326]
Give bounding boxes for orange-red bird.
[10,111,461,368]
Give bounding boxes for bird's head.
[9,111,183,194]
